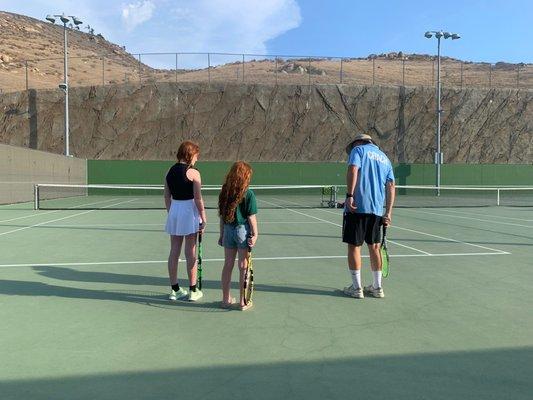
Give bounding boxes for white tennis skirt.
[165,199,201,236]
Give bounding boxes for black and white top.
[165,163,200,236]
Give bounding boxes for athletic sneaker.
[343,284,364,299]
[363,285,385,298]
[188,289,203,302]
[169,287,188,301]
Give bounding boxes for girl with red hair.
[164,140,207,302]
[218,161,259,310]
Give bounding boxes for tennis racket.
[197,232,203,290]
[243,236,254,306]
[381,225,390,278]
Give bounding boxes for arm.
[247,214,258,248]
[164,182,171,212]
[190,169,207,231]
[383,180,395,226]
[346,165,358,213]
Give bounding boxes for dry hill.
[1,11,531,93]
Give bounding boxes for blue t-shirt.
[347,143,394,216]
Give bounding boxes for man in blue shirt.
[343,133,395,299]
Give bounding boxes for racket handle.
[198,232,202,243]
[383,226,387,236]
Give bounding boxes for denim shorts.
[223,223,250,249]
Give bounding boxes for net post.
[34,184,39,210]
[332,185,338,206]
[497,189,500,206]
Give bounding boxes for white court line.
[0,197,133,224]
[262,198,432,256]
[27,221,327,228]
[425,208,533,223]
[0,252,510,269]
[0,199,137,237]
[315,207,510,255]
[403,208,533,229]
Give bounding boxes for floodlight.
[60,14,69,24]
[435,31,443,38]
[72,16,83,25]
[424,31,433,38]
[45,15,55,23]
[451,33,461,40]
[443,32,452,39]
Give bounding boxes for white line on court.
[422,208,533,223]
[0,252,510,269]
[314,207,510,255]
[20,221,327,228]
[392,225,510,254]
[0,197,134,224]
[261,197,432,255]
[0,199,137,237]
[402,208,533,229]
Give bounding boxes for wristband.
[346,193,353,198]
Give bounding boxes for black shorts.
[342,212,382,246]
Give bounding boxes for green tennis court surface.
[1,199,532,399]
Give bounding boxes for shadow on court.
[1,347,531,400]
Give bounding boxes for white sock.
[372,270,382,289]
[350,269,361,289]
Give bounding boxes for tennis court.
[1,188,532,400]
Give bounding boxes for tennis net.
[34,183,533,210]
[334,185,533,207]
[34,184,338,210]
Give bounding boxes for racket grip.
[382,226,387,236]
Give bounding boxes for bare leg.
[184,233,197,287]
[368,243,381,271]
[221,247,237,303]
[168,235,184,286]
[347,244,362,271]
[237,248,249,307]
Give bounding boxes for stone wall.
[0,83,531,163]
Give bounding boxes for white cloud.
[121,0,155,31]
[169,0,301,54]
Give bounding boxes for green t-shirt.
[232,189,258,225]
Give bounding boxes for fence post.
[516,64,520,89]
[138,54,142,84]
[242,54,245,83]
[460,62,463,89]
[25,60,29,90]
[102,56,105,85]
[489,64,492,88]
[275,58,278,85]
[432,59,435,86]
[340,58,343,84]
[372,58,375,86]
[308,57,311,86]
[402,58,405,86]
[175,53,178,83]
[207,53,211,85]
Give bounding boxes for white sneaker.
[188,289,203,302]
[363,285,385,298]
[169,287,188,301]
[343,284,364,299]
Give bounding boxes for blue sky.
[1,0,531,64]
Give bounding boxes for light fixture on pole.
[424,30,460,194]
[45,13,83,156]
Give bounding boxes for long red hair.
[218,161,253,223]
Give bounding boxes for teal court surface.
[1,197,532,399]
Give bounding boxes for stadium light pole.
[424,30,460,194]
[45,14,83,156]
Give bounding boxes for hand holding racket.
[242,234,254,309]
[197,232,203,290]
[380,226,390,278]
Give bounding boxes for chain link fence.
[1,52,531,93]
